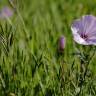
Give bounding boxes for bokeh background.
[0,0,96,96]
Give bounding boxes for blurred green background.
[0,0,96,96]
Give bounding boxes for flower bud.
[58,36,66,53]
[0,6,13,19]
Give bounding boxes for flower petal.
[71,19,84,35]
[82,15,93,33]
[71,15,96,45]
[71,26,89,45]
[86,39,96,45]
[85,15,96,35]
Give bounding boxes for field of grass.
[0,0,96,96]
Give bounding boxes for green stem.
[76,48,96,96]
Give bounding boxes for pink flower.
[71,15,96,45]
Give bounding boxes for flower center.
[80,33,88,40]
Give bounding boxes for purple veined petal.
[71,28,88,45]
[81,15,93,34]
[86,30,96,38]
[85,20,96,38]
[71,19,87,44]
[84,15,96,35]
[71,15,96,45]
[85,33,96,45]
[88,39,96,43]
[87,35,96,41]
[71,19,84,35]
[71,25,89,45]
[72,15,96,36]
[86,39,96,45]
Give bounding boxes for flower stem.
[76,48,96,96]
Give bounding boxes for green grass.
[0,0,96,96]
